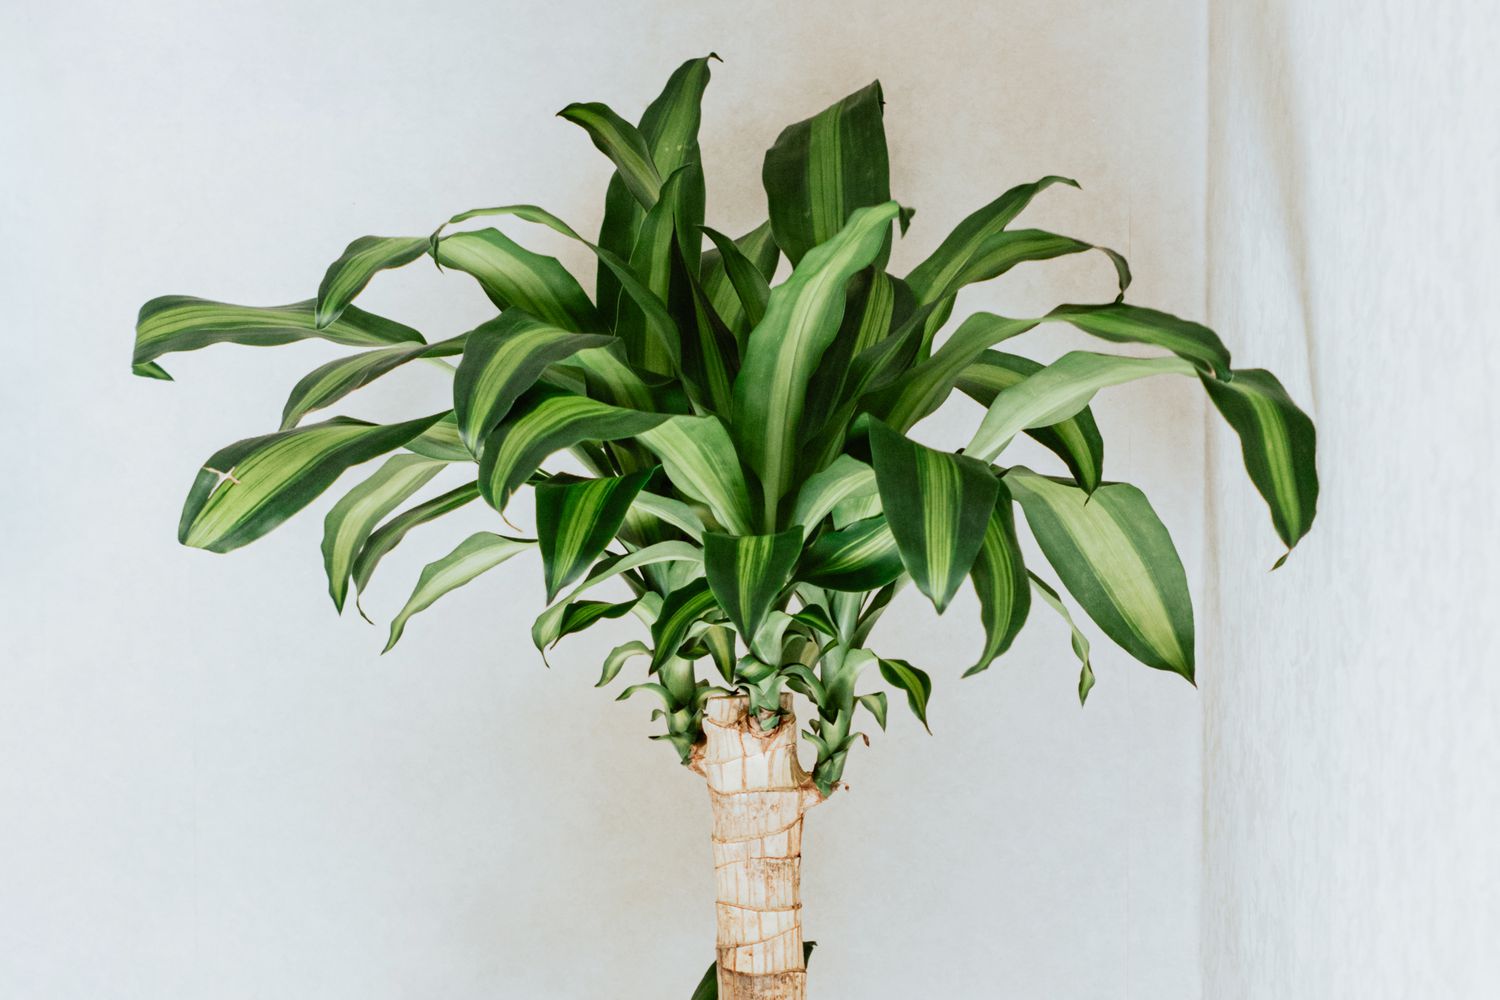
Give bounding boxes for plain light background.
[0,1,1493,998]
[1201,1,1500,997]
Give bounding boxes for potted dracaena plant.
[133,56,1318,1000]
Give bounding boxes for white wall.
[1,2,1209,997]
[1203,2,1500,997]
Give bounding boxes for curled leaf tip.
[707,51,723,63]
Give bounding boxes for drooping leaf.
[1028,572,1096,704]
[650,579,721,671]
[790,455,877,530]
[281,335,466,430]
[636,415,754,535]
[532,540,703,648]
[763,81,892,265]
[597,640,651,688]
[1005,468,1194,681]
[179,413,442,554]
[1048,303,1231,378]
[1201,368,1319,557]
[877,656,932,732]
[435,205,682,369]
[967,351,1196,463]
[384,532,532,651]
[558,101,664,209]
[314,236,429,328]
[432,228,599,331]
[350,482,481,606]
[964,481,1030,676]
[798,515,904,592]
[703,527,804,639]
[733,201,901,525]
[452,310,614,452]
[954,351,1106,492]
[868,420,999,612]
[856,691,888,730]
[134,296,423,375]
[478,394,668,513]
[534,597,641,653]
[536,469,654,602]
[904,175,1079,339]
[321,454,445,612]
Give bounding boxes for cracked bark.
[696,694,825,1000]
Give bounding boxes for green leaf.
[280,335,467,430]
[967,351,1196,463]
[632,491,706,540]
[790,455,877,530]
[1048,302,1231,378]
[1201,368,1319,555]
[905,175,1078,305]
[616,164,704,375]
[536,469,654,602]
[321,454,445,612]
[179,413,442,554]
[1005,468,1194,681]
[798,515,904,592]
[733,201,901,525]
[870,312,1040,432]
[532,541,703,649]
[868,420,999,612]
[534,597,641,653]
[877,656,932,732]
[856,691,889,730]
[403,413,470,462]
[595,55,717,336]
[650,579,721,671]
[703,527,804,640]
[763,81,891,265]
[350,482,481,607]
[700,224,774,333]
[942,229,1129,304]
[597,640,651,687]
[954,351,1106,493]
[314,236,429,328]
[435,205,681,369]
[132,360,173,380]
[385,532,533,651]
[452,310,614,452]
[432,228,599,331]
[558,101,664,209]
[636,415,754,534]
[478,394,668,513]
[1028,572,1096,704]
[134,296,423,375]
[964,481,1031,676]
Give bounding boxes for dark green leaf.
[877,656,932,732]
[536,469,654,602]
[703,527,804,640]
[964,480,1030,675]
[315,236,429,328]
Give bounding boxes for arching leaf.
[478,394,668,513]
[385,532,533,651]
[650,579,721,671]
[790,455,876,530]
[1201,368,1319,557]
[281,335,466,429]
[452,310,614,452]
[964,481,1030,676]
[179,413,442,554]
[321,454,445,613]
[636,415,753,534]
[350,482,481,607]
[798,515,904,592]
[876,656,932,732]
[1028,572,1096,705]
[536,469,655,602]
[558,101,664,209]
[1005,468,1194,681]
[314,235,429,328]
[432,228,599,331]
[134,296,422,376]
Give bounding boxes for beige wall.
[2,1,1209,997]
[1203,1,1500,996]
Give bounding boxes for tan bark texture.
[700,694,823,1000]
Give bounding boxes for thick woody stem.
[701,694,823,1000]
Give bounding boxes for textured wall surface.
[1203,2,1500,997]
[0,2,1212,998]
